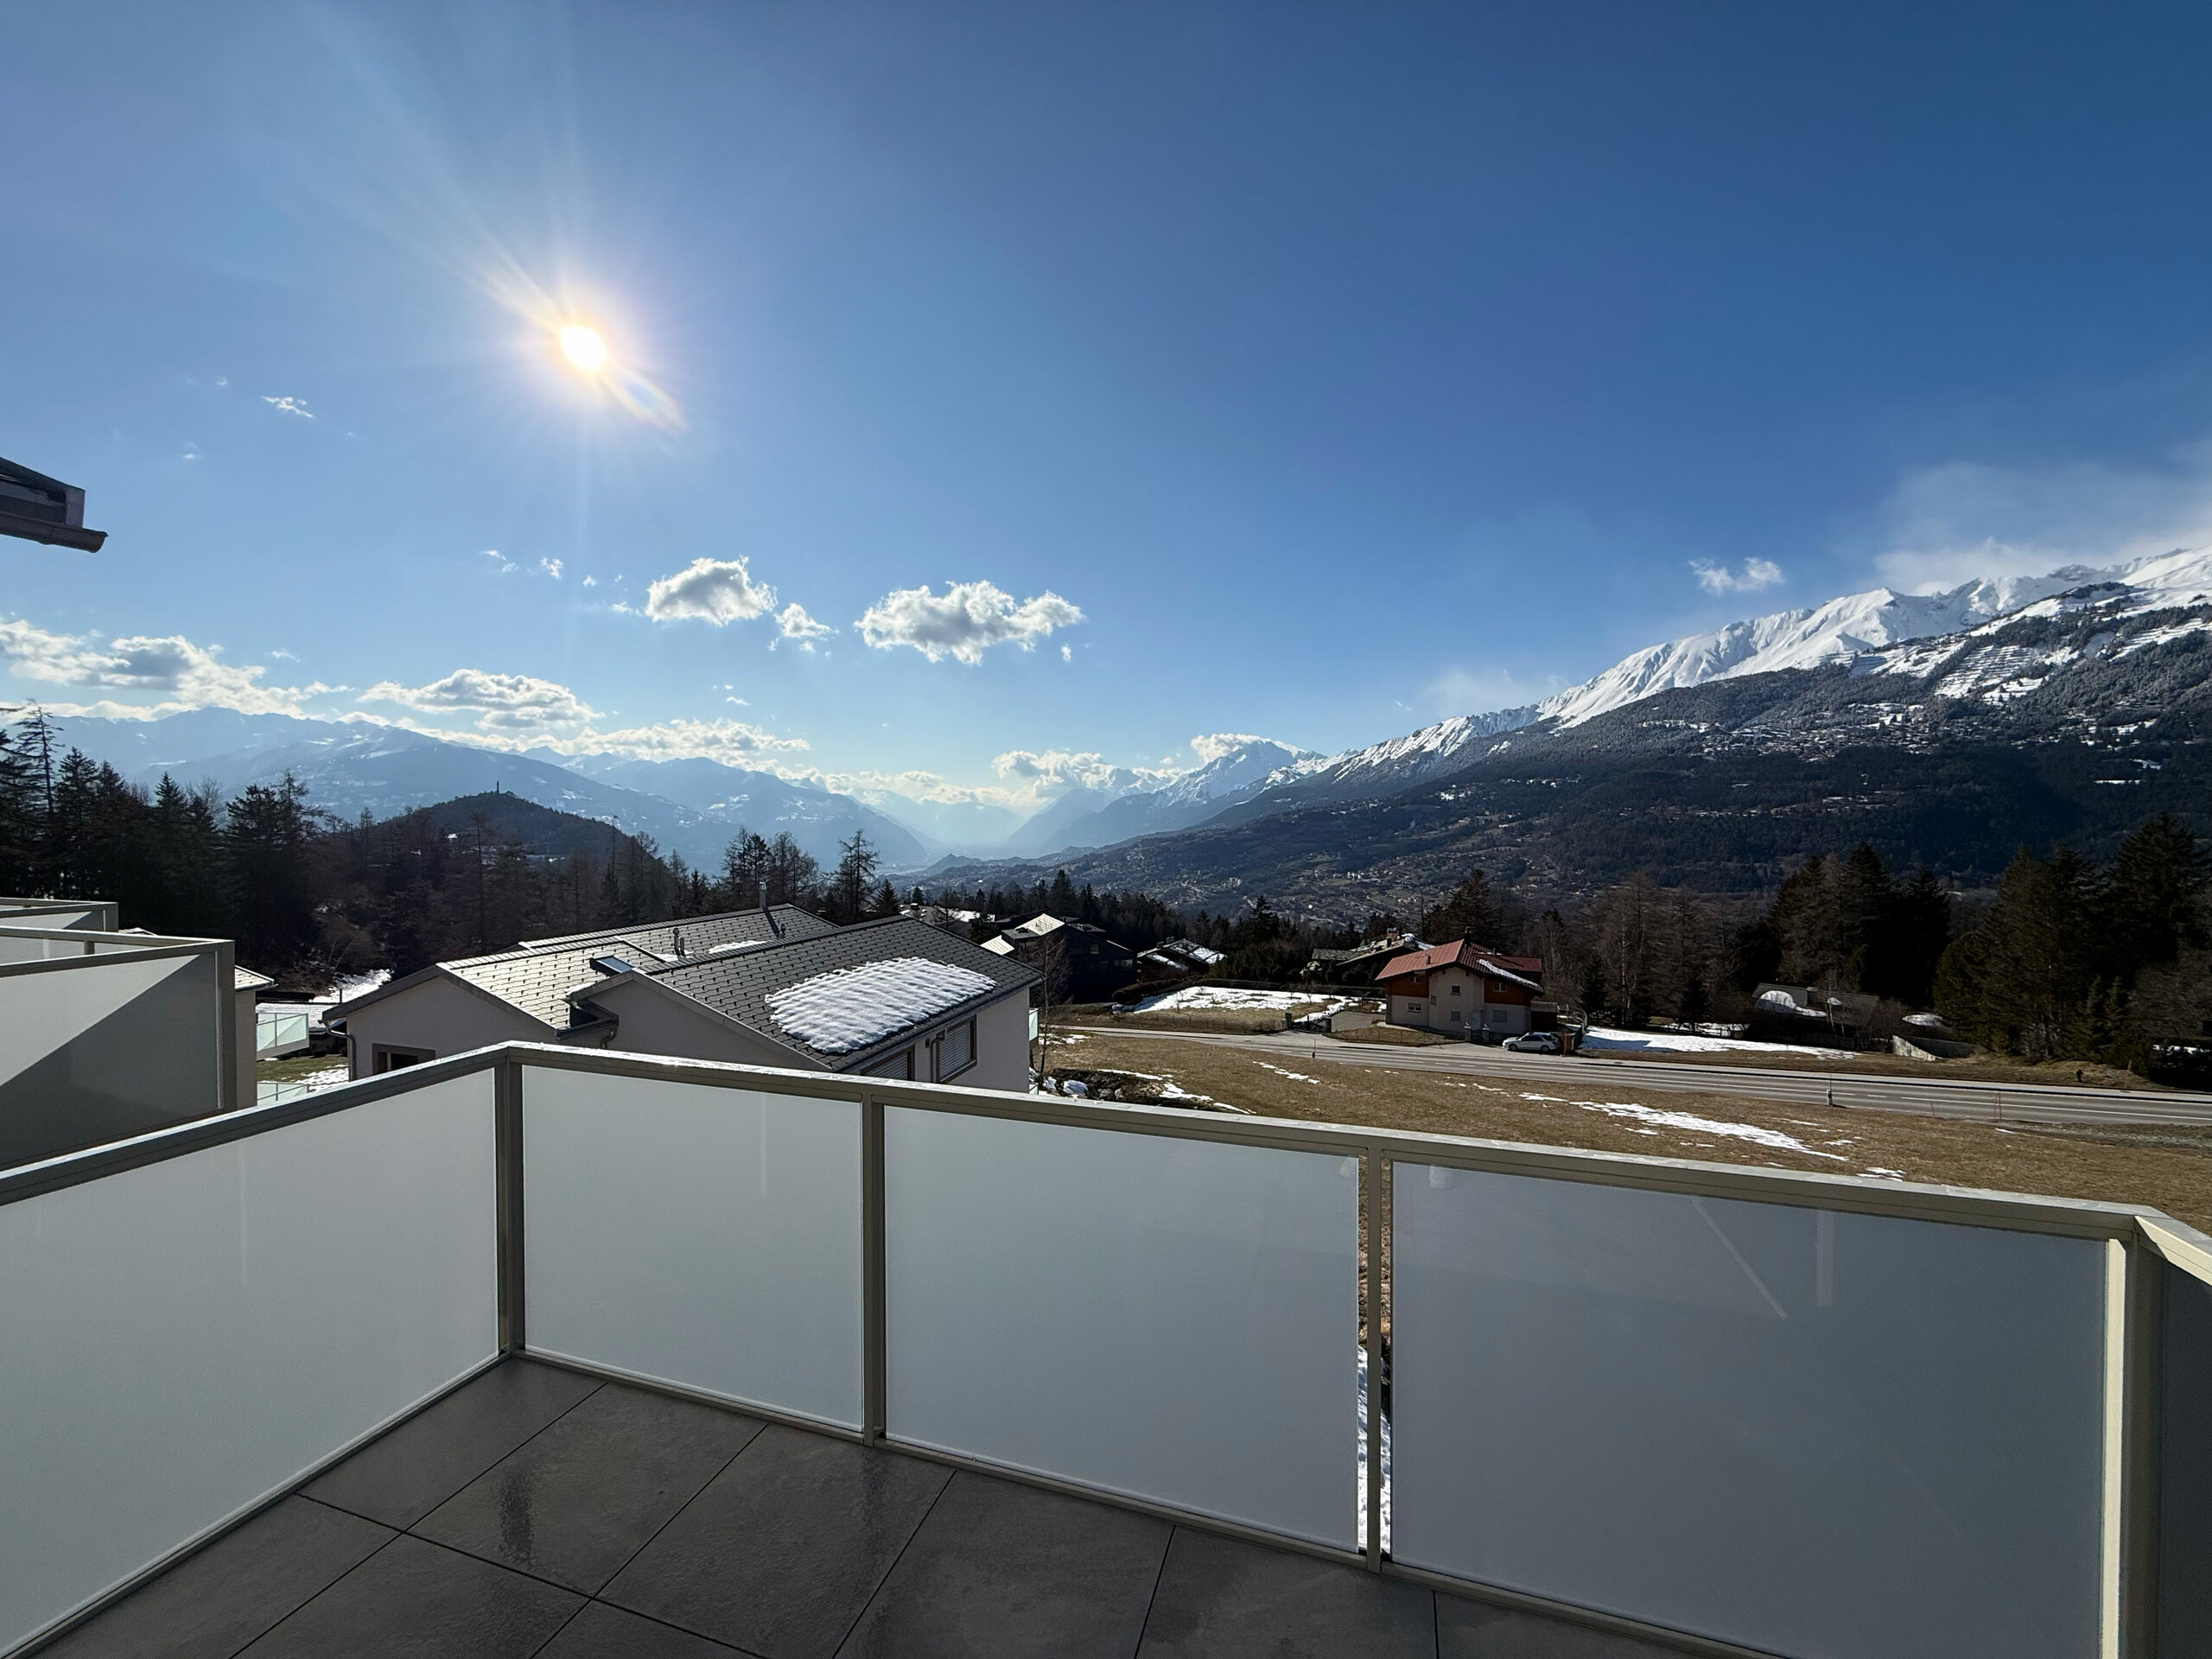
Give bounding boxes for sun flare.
[558,324,608,373]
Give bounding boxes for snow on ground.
[1580,1026,1854,1058]
[1128,985,1365,1015]
[1254,1061,1321,1084]
[255,1061,351,1107]
[334,969,391,1001]
[1517,1091,1848,1160]
[767,957,996,1054]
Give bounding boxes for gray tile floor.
[41,1360,1693,1659]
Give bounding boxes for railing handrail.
[5,1039,2206,1270]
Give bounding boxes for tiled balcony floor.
[38,1359,1689,1659]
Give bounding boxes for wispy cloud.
[1871,441,2212,592]
[857,581,1083,664]
[263,395,314,419]
[1690,557,1784,595]
[643,556,777,625]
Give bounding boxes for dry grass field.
[1046,1031,2212,1230]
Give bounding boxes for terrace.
[3,1042,2208,1658]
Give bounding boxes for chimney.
[760,879,782,938]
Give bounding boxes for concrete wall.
[344,976,549,1078]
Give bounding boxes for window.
[372,1045,435,1074]
[932,1018,976,1083]
[863,1047,914,1080]
[1450,983,1461,995]
[1449,1010,1461,1023]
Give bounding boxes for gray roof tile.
[643,916,1040,1068]
[518,906,836,958]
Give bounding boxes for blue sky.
[9,1,2212,811]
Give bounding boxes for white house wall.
[966,992,1031,1092]
[344,978,550,1078]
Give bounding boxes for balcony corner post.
[862,1090,887,1443]
[1364,1141,1391,1573]
[497,1053,526,1357]
[2120,1232,2164,1657]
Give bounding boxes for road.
[1068,1026,2212,1128]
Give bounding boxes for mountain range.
[36,547,2212,912]
[47,709,931,873]
[919,546,2212,913]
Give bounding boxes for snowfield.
[767,957,996,1053]
[1128,985,1367,1017]
[1580,1027,1853,1058]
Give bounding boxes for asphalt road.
[1068,1026,2212,1128]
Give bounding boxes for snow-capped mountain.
[1008,736,1316,857]
[1223,546,2212,816]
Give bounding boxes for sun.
[558,324,608,373]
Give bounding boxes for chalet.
[335,915,1040,1091]
[1303,931,1418,986]
[982,912,1135,1000]
[1374,939,1545,1039]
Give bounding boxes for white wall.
[343,977,548,1078]
[966,991,1032,1092]
[232,986,257,1107]
[594,979,810,1069]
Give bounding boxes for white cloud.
[644,556,777,625]
[359,668,597,731]
[856,581,1083,664]
[1060,644,1071,662]
[582,575,598,588]
[1871,442,2212,592]
[772,602,833,651]
[0,618,327,715]
[533,717,810,766]
[263,396,314,418]
[778,602,831,638]
[539,557,563,580]
[1690,557,1785,595]
[1189,733,1283,763]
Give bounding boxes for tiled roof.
[445,941,658,1028]
[518,906,836,957]
[642,915,1040,1069]
[1376,940,1544,984]
[232,966,276,991]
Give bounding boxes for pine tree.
[829,830,879,924]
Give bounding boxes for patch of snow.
[334,968,391,1000]
[1130,985,1355,1015]
[1860,1167,1906,1181]
[1518,1092,1848,1160]
[1580,1027,1854,1058]
[1254,1062,1321,1084]
[766,957,997,1054]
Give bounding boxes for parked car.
[1504,1032,1561,1054]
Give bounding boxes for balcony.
[3,1043,2208,1658]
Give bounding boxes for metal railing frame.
[4,1038,2209,1659]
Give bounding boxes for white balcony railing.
[1,1042,2206,1658]
[0,925,235,1170]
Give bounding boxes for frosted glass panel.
[0,1074,498,1653]
[0,953,224,1167]
[1390,1166,2108,1659]
[2163,1262,2212,1656]
[524,1067,863,1428]
[885,1108,1357,1547]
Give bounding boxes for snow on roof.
[766,957,999,1056]
[1472,957,1544,994]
